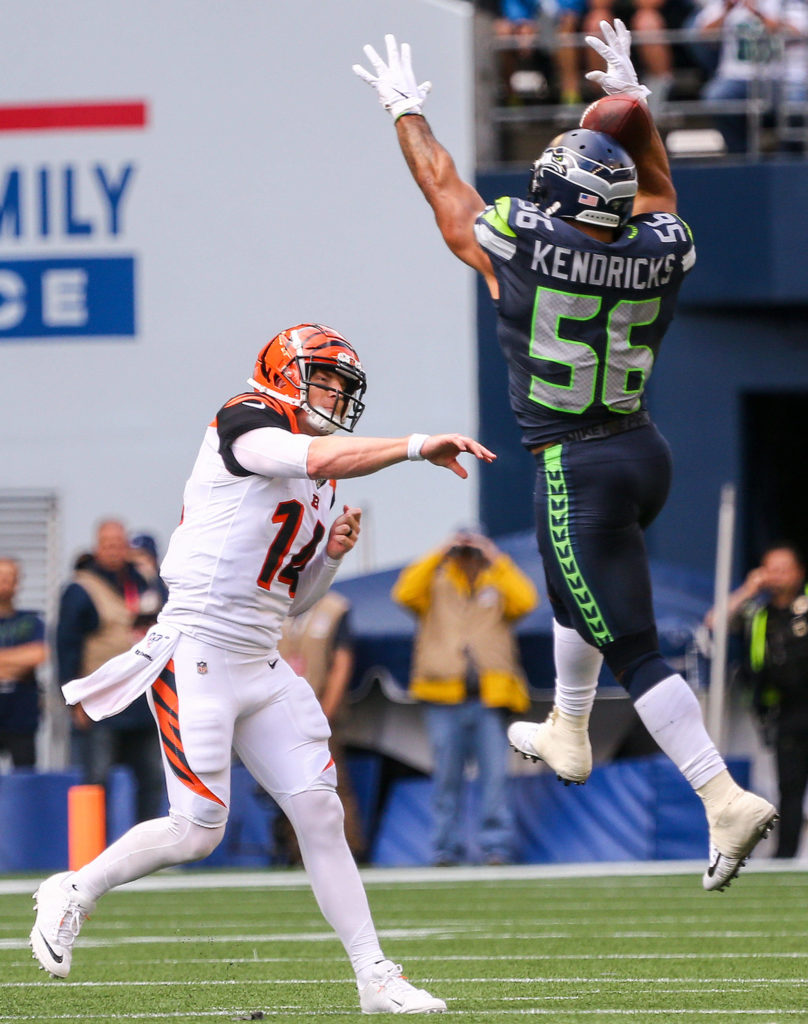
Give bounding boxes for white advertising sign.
[0,0,476,578]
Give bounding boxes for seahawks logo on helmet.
[528,129,638,229]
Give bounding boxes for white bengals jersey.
[159,393,335,654]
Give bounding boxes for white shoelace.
[376,962,412,992]
[49,893,88,947]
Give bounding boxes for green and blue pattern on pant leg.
[543,444,613,646]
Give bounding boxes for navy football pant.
[534,423,675,697]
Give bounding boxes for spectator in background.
[275,591,365,863]
[696,0,808,152]
[557,0,677,111]
[0,558,47,768]
[495,0,551,102]
[621,0,677,111]
[128,533,169,629]
[393,529,538,865]
[57,520,164,825]
[705,543,808,858]
[555,0,593,105]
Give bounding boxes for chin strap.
[304,404,341,435]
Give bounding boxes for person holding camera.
[392,530,538,865]
[705,542,808,857]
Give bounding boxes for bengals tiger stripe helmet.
[248,323,367,434]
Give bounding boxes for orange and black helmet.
[248,323,366,434]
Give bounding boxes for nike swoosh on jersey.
[242,401,269,410]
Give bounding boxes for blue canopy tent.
[329,532,722,865]
[333,529,713,703]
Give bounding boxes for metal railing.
[484,24,808,162]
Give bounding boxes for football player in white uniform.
[31,323,495,1014]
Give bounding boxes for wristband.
[407,433,429,461]
[394,108,424,123]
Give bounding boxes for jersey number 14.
[257,500,324,597]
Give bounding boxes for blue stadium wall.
[476,161,808,580]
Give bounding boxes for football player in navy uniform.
[354,22,777,890]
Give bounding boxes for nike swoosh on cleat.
[36,930,64,964]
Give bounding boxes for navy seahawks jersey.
[474,198,696,448]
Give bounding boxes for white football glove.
[353,34,432,121]
[585,19,650,101]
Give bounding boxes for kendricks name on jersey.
[530,242,677,291]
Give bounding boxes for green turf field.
[2,866,807,1021]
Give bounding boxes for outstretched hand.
[420,434,496,479]
[585,19,650,101]
[353,34,432,121]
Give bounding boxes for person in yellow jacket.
[392,529,538,865]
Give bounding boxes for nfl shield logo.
[196,661,208,675]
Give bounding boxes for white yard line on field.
[1,859,806,897]
[4,975,808,987]
[0,1008,802,1021]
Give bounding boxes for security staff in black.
[732,544,808,858]
[355,21,778,890]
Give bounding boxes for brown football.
[580,94,652,155]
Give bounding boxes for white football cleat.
[29,871,95,978]
[359,960,447,1014]
[702,789,779,892]
[508,707,592,785]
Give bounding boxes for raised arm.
[631,114,677,216]
[354,35,498,296]
[584,19,677,215]
[395,115,495,286]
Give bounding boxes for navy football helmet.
[528,129,638,229]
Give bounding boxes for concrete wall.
[0,0,477,580]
